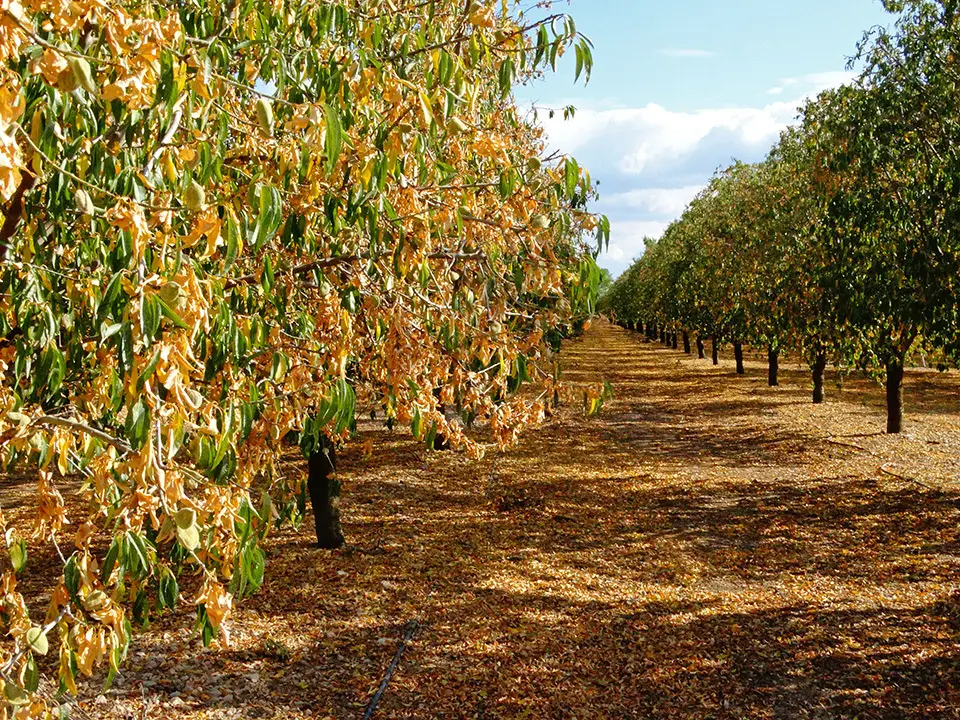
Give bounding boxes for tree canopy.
[0,0,608,712]
[603,0,960,433]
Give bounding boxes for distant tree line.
[602,0,960,435]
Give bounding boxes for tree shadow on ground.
[27,321,960,718]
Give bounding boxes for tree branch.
[224,251,485,289]
[0,171,36,257]
[32,416,133,455]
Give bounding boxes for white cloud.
[599,220,670,270]
[659,48,716,59]
[540,101,803,178]
[598,186,705,216]
[540,71,856,277]
[766,71,856,99]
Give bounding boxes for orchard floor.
[58,322,960,717]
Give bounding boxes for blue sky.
[519,0,892,276]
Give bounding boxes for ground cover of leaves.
[8,320,960,719]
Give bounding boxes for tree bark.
[659,329,666,344]
[711,336,719,365]
[886,356,905,435]
[812,350,827,404]
[671,332,679,350]
[432,388,450,451]
[308,442,345,549]
[734,341,745,375]
[696,336,705,360]
[0,171,36,256]
[767,347,779,387]
[682,331,691,354]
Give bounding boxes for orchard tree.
[764,124,851,403]
[805,0,960,432]
[0,0,607,712]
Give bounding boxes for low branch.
[143,95,188,176]
[224,251,484,289]
[0,604,71,679]
[33,416,133,455]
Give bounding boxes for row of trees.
[0,0,607,712]
[603,0,960,436]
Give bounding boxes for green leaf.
[23,655,39,692]
[333,380,356,434]
[63,555,80,598]
[261,254,275,293]
[9,538,26,574]
[270,351,288,383]
[96,271,124,324]
[26,626,49,656]
[156,296,188,329]
[3,681,29,705]
[158,567,178,610]
[124,531,150,579]
[125,397,151,450]
[101,538,121,584]
[136,348,163,391]
[564,158,579,200]
[324,103,343,175]
[141,294,161,341]
[411,407,422,439]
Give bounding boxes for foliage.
[0,0,608,712]
[604,0,960,431]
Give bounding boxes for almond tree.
[806,0,960,432]
[0,0,607,711]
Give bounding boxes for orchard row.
[603,1,960,436]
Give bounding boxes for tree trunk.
[886,356,905,434]
[682,331,691,354]
[671,333,679,350]
[659,329,666,344]
[0,172,36,256]
[767,347,779,387]
[308,442,345,549]
[432,427,450,451]
[734,342,745,375]
[432,388,450,451]
[711,336,719,365]
[812,350,827,404]
[696,336,705,360]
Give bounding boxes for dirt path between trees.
[67,321,960,718]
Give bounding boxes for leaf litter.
[3,320,959,718]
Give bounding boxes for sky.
[517,0,893,277]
